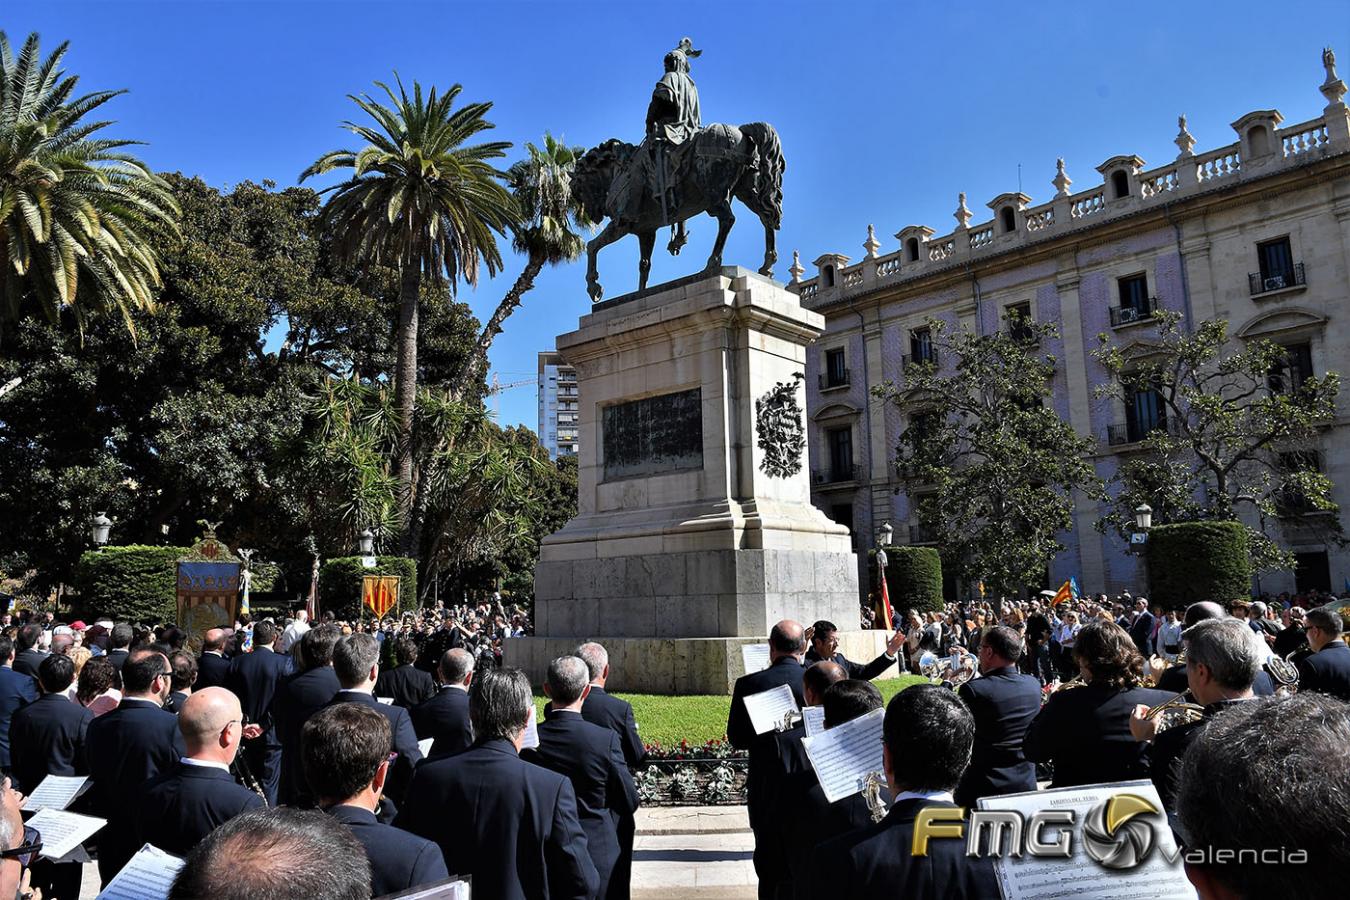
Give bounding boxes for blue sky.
[10,0,1347,429]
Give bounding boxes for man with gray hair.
[524,657,638,900]
[322,633,421,807]
[1296,606,1350,700]
[397,668,599,900]
[1130,617,1262,814]
[410,648,475,758]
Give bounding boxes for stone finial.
[1052,158,1072,197]
[863,224,881,258]
[1322,46,1347,109]
[953,192,972,229]
[789,249,805,283]
[1175,115,1196,159]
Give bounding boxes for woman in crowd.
[76,656,122,717]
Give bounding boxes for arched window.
[1000,206,1016,233]
[1248,124,1270,156]
[906,238,920,262]
[1111,170,1130,199]
[823,265,835,287]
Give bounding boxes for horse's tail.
[739,122,785,229]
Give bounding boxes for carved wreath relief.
[756,373,806,479]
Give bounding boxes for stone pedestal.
[504,268,863,694]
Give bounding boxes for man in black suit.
[0,636,37,773]
[575,641,644,898]
[809,685,996,899]
[165,650,198,714]
[1128,598,1157,657]
[955,624,1043,807]
[324,633,422,807]
[803,619,904,681]
[87,648,186,884]
[272,624,342,807]
[304,703,448,897]
[11,624,46,680]
[105,622,133,676]
[1296,607,1350,701]
[195,628,232,690]
[131,687,265,856]
[397,667,598,900]
[411,648,475,757]
[726,619,807,900]
[524,656,639,900]
[374,638,437,709]
[226,621,292,804]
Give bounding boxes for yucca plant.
[0,31,179,338]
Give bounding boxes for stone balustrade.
[792,54,1350,308]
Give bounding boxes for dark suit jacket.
[580,686,646,767]
[328,804,448,898]
[1156,663,1276,696]
[105,648,129,676]
[0,666,38,770]
[375,664,437,710]
[8,693,92,793]
[726,657,806,751]
[133,762,264,856]
[397,739,599,900]
[85,697,185,817]
[1149,698,1253,816]
[1023,682,1171,788]
[324,691,422,805]
[523,711,639,899]
[955,666,1042,805]
[411,686,474,758]
[804,647,895,681]
[226,647,293,737]
[12,649,46,680]
[271,665,341,806]
[1296,641,1350,702]
[810,799,998,900]
[1129,611,1157,656]
[195,652,232,691]
[166,691,191,715]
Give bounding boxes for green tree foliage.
[1094,312,1340,571]
[1145,521,1253,607]
[876,546,943,616]
[73,545,188,623]
[878,317,1104,596]
[317,555,417,620]
[0,32,179,337]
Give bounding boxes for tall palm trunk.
[460,250,545,389]
[395,262,421,554]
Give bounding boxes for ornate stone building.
[794,49,1350,599]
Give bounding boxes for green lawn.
[536,674,928,747]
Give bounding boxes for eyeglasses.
[0,826,42,867]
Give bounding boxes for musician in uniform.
[1296,606,1350,701]
[954,625,1042,806]
[1023,620,1171,787]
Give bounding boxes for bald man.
[129,687,264,859]
[196,628,233,690]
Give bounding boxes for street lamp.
[1134,503,1153,532]
[1131,503,1153,596]
[876,522,894,629]
[91,512,112,549]
[879,521,894,548]
[358,528,375,556]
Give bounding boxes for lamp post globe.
[91,511,112,548]
[1134,503,1153,532]
[358,528,375,556]
[879,521,894,547]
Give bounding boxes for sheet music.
[977,780,1195,900]
[374,875,472,899]
[377,696,395,705]
[742,684,800,736]
[22,774,90,811]
[96,843,185,900]
[26,808,106,860]
[418,737,434,757]
[740,643,770,674]
[800,707,884,803]
[520,705,540,749]
[802,705,826,737]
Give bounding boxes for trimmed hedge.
[318,556,417,620]
[872,545,944,617]
[74,546,192,624]
[1146,521,1252,609]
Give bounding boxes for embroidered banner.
[362,575,400,618]
[177,562,240,653]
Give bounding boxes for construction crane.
[487,372,536,419]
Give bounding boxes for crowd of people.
[0,586,1342,899]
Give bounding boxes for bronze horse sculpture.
[571,122,785,302]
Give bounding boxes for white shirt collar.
[894,789,954,806]
[180,757,230,772]
[445,683,469,692]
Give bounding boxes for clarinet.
[232,752,269,807]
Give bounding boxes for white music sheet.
[22,774,90,811]
[742,684,799,736]
[740,643,770,674]
[26,808,106,860]
[97,843,185,900]
[800,707,884,803]
[801,705,826,737]
[520,705,540,749]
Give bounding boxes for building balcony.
[1249,263,1305,296]
[908,523,938,544]
[1108,296,1158,327]
[812,465,863,486]
[1106,419,1168,446]
[902,350,939,371]
[818,369,851,391]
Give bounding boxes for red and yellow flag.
[877,570,895,630]
[362,575,400,618]
[1050,579,1074,607]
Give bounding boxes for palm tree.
[461,132,591,385]
[0,31,179,338]
[301,77,517,543]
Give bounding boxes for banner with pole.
[362,575,400,619]
[177,524,241,654]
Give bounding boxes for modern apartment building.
[538,351,580,458]
[794,49,1350,599]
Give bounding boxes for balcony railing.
[812,465,863,486]
[1106,419,1167,446]
[1109,296,1158,327]
[902,350,939,371]
[818,369,851,390]
[1249,263,1305,295]
[908,524,938,544]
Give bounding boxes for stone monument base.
[503,628,897,695]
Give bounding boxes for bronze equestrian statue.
[572,38,785,302]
